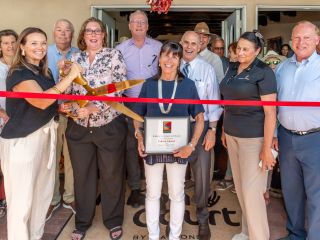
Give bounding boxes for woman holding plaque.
[134,41,204,240]
[59,17,127,240]
[220,31,277,240]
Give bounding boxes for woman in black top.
[0,27,81,240]
[220,31,277,240]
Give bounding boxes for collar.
[290,50,318,65]
[53,44,73,56]
[128,37,150,46]
[181,55,200,69]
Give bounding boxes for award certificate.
[144,117,190,154]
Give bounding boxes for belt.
[289,127,320,136]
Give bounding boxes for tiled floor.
[0,191,287,240]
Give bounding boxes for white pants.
[144,162,187,240]
[0,119,57,240]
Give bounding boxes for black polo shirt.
[220,58,277,138]
[1,65,58,138]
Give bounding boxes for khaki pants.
[0,119,57,240]
[225,134,269,240]
[51,115,74,205]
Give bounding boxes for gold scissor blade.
[105,101,144,122]
[90,79,145,96]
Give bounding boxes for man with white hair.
[180,31,222,240]
[276,21,320,240]
[46,18,78,221]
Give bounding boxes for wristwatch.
[188,142,195,151]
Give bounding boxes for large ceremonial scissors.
[60,61,144,122]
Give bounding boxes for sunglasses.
[265,60,281,65]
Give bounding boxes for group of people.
[0,9,319,240]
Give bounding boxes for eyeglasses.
[265,60,281,65]
[84,29,102,35]
[130,20,147,25]
[213,47,224,51]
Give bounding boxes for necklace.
[158,77,178,114]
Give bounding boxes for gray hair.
[292,20,319,36]
[129,10,148,24]
[53,19,75,33]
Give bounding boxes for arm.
[133,119,147,157]
[12,63,82,110]
[260,93,277,171]
[203,66,223,151]
[173,112,204,158]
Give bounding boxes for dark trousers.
[278,125,320,240]
[66,116,127,232]
[190,121,210,224]
[124,102,141,190]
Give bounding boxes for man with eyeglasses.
[211,36,229,73]
[194,22,224,83]
[46,19,78,221]
[116,10,162,208]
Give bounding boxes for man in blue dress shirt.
[46,19,78,221]
[276,21,320,240]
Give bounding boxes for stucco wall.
[1,0,320,45]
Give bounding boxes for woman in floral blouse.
[60,17,127,240]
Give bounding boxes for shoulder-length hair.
[77,17,107,51]
[0,29,18,58]
[155,41,184,81]
[9,27,50,78]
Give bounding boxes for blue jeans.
[278,126,320,240]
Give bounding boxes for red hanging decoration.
[147,0,173,14]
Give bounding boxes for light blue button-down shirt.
[276,51,320,131]
[180,56,222,122]
[116,37,162,97]
[47,44,79,83]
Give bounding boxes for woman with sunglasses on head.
[0,27,81,240]
[0,29,18,220]
[220,31,277,240]
[59,17,127,240]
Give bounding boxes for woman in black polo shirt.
[220,31,277,240]
[0,27,81,240]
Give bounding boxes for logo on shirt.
[163,121,172,133]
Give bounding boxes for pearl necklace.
[158,77,178,114]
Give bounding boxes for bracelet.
[134,130,143,139]
[208,126,216,131]
[52,86,62,94]
[188,142,195,151]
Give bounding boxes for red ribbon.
[1,91,320,107]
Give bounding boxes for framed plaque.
[144,117,190,154]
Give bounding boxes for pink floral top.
[67,48,126,127]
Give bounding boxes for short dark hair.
[239,30,264,52]
[156,41,184,80]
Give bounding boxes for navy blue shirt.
[134,77,204,164]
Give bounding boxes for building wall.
[1,0,320,45]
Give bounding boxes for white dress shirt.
[199,48,225,83]
[180,56,223,122]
